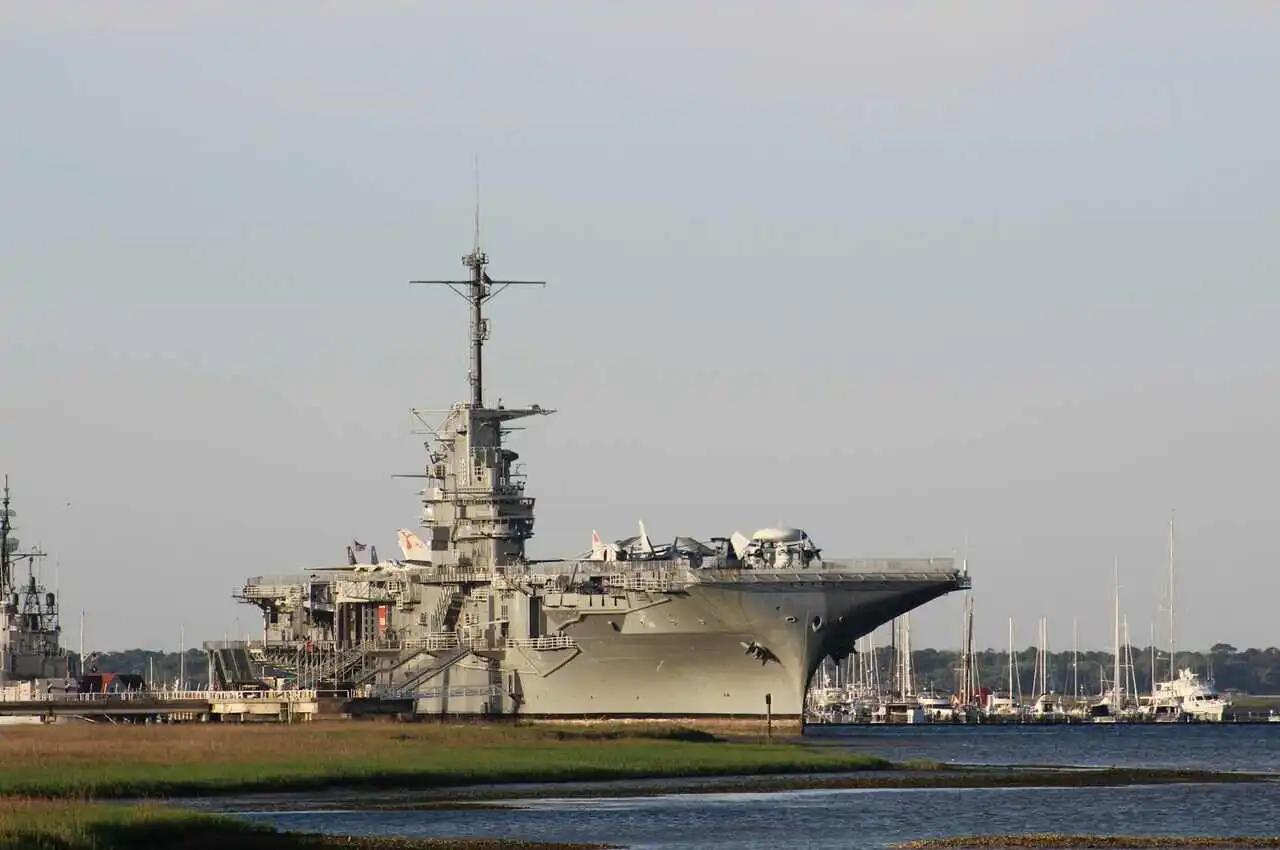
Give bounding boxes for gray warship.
[1,476,71,691]
[222,237,970,717]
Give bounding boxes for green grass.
[0,800,613,849]
[1226,694,1280,711]
[0,722,887,800]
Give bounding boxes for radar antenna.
[410,174,545,408]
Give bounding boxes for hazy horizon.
[3,3,1278,655]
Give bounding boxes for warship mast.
[0,476,67,684]
[1,476,14,605]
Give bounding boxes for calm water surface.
[807,722,1280,771]
[230,725,1280,849]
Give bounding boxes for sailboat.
[1089,558,1130,722]
[1146,513,1231,723]
[953,592,982,723]
[1030,617,1067,721]
[985,617,1021,720]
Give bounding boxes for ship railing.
[818,557,958,573]
[403,683,504,701]
[334,579,397,604]
[241,574,323,587]
[691,569,965,584]
[9,689,322,705]
[402,633,462,651]
[203,640,262,650]
[688,556,963,583]
[235,583,306,601]
[504,634,576,651]
[415,568,501,585]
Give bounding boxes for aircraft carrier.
[220,235,970,718]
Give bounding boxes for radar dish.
[751,527,805,543]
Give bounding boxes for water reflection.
[238,783,1280,850]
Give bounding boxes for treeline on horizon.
[78,642,1280,695]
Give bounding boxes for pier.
[0,689,321,724]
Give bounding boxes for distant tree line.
[76,643,1280,695]
[73,649,209,688]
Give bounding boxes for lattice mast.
[414,164,546,408]
[1,476,12,595]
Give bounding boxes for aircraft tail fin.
[396,529,431,562]
[590,529,617,562]
[638,520,655,556]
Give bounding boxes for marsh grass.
[0,721,887,799]
[0,800,614,849]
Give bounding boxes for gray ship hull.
[410,569,965,717]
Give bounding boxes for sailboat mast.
[903,614,914,697]
[1168,510,1176,681]
[1072,617,1079,699]
[1112,557,1121,711]
[890,617,898,696]
[1123,616,1137,702]
[961,593,975,704]
[1150,623,1156,697]
[1007,617,1014,704]
[969,596,977,701]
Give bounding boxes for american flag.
[352,539,367,552]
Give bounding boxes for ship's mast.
[1,475,11,594]
[412,210,546,407]
[407,190,552,570]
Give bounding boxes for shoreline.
[174,764,1279,813]
[4,722,1278,849]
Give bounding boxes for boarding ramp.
[209,648,263,689]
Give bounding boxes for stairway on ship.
[210,648,260,689]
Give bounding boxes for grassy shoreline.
[0,722,887,800]
[0,800,614,850]
[2,722,1275,849]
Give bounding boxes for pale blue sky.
[2,2,1278,654]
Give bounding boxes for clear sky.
[2,2,1277,655]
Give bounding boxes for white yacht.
[1149,667,1230,723]
[917,686,953,722]
[1031,692,1067,721]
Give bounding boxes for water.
[238,784,1280,849]
[224,725,1280,848]
[804,722,1280,772]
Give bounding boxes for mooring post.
[765,692,772,742]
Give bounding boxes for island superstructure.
[220,234,970,717]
